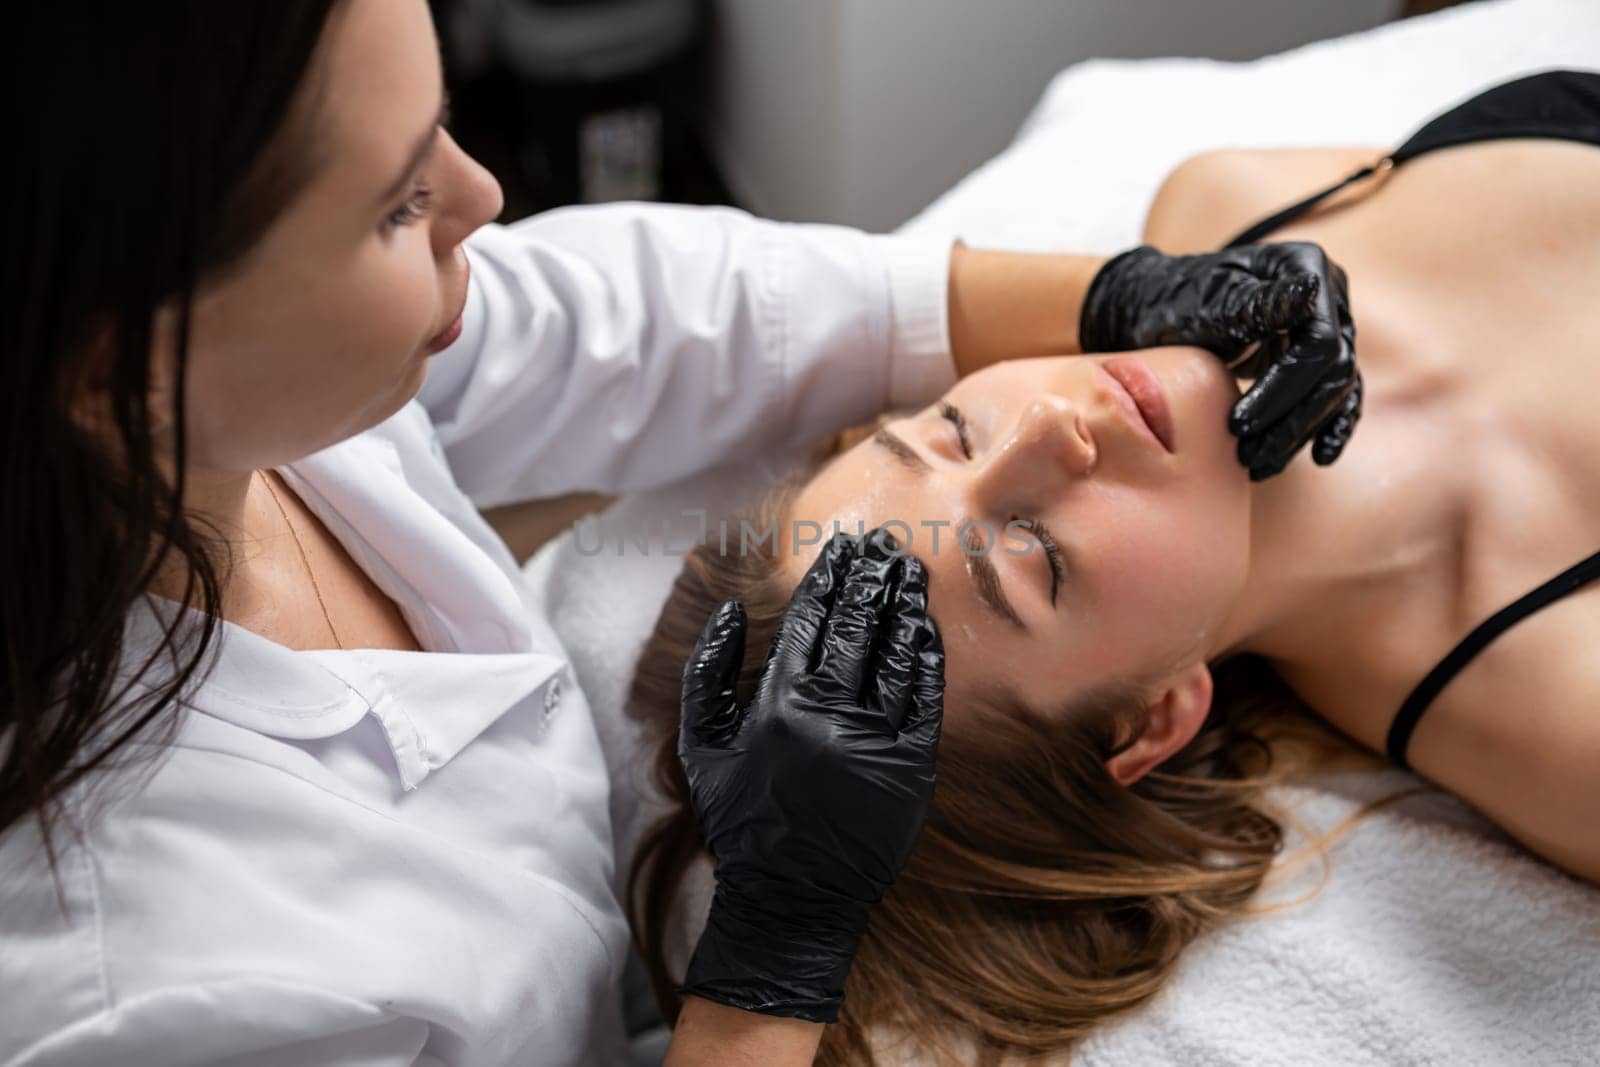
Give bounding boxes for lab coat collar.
[283,426,536,657]
[116,425,566,789]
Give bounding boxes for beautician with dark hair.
[0,3,1358,1065]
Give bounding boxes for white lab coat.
[0,202,955,1067]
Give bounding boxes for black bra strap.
[1226,70,1600,249]
[1224,161,1386,248]
[1386,547,1600,770]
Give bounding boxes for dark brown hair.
[1,3,347,856]
[626,454,1376,1064]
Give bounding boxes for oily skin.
[91,0,504,605]
[785,347,1254,782]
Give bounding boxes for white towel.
[522,0,1600,1060]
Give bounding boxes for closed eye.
[936,402,1064,606]
[1014,515,1065,606]
[940,401,973,458]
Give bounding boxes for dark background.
[428,0,742,224]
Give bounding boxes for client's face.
[784,348,1250,718]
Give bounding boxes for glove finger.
[1312,372,1364,466]
[1238,391,1314,479]
[680,600,748,748]
[1241,274,1358,475]
[1230,344,1310,438]
[1229,247,1351,437]
[870,554,934,733]
[901,615,947,759]
[1240,432,1291,483]
[1225,333,1287,431]
[813,532,902,699]
[1239,371,1350,480]
[1225,327,1286,383]
[1227,272,1321,345]
[1229,301,1354,439]
[768,530,859,677]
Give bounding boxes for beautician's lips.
[425,262,472,355]
[1101,356,1175,454]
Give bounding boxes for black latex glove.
[677,528,945,1023]
[1079,240,1363,482]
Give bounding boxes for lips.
[425,306,465,355]
[425,261,472,355]
[1102,356,1175,454]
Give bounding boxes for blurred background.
[430,0,1475,234]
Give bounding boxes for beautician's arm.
[946,241,1105,375]
[417,204,957,506]
[479,244,1105,565]
[478,242,1104,564]
[664,998,822,1067]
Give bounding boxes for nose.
[430,130,505,255]
[970,393,1095,514]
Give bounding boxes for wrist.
[1078,244,1161,353]
[680,876,873,1024]
[664,996,824,1067]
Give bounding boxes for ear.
[1105,661,1214,787]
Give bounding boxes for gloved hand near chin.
[676,528,945,1024]
[1079,239,1362,483]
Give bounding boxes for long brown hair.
[627,452,1378,1064]
[1,3,346,858]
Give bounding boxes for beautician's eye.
[383,179,435,232]
[939,401,973,458]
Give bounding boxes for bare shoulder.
[1142,147,1386,253]
[1407,580,1600,887]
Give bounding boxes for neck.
[1212,465,1361,667]
[1207,355,1469,674]
[145,456,275,616]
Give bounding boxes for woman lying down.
[628,70,1600,1063]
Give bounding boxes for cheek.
[338,237,443,354]
[179,242,441,467]
[1082,481,1247,661]
[1107,532,1216,621]
[938,638,1021,724]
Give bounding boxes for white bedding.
[522,0,1600,1061]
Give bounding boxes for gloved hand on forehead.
[1079,239,1363,483]
[676,527,945,1024]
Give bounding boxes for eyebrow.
[964,524,1028,631]
[869,424,1028,630]
[871,425,930,473]
[376,89,452,207]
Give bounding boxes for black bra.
[1216,69,1600,771]
[1226,68,1600,248]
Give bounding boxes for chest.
[1268,146,1600,758]
[243,472,426,652]
[1282,417,1600,763]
